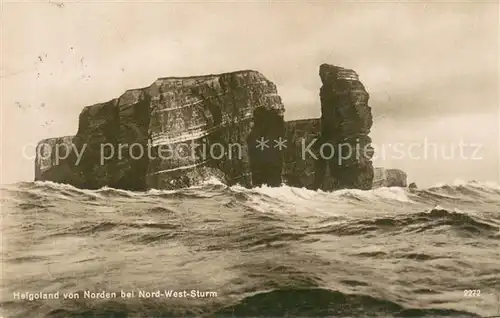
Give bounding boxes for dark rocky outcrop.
[146,72,285,189]
[35,136,82,185]
[314,64,374,190]
[282,65,374,191]
[35,71,285,190]
[282,118,321,188]
[35,65,376,191]
[247,107,285,187]
[373,168,408,188]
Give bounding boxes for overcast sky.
[1,1,499,187]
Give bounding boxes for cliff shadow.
[246,107,285,187]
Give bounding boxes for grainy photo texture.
[1,1,499,317]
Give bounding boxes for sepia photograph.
[1,0,499,317]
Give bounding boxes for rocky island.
[35,64,398,191]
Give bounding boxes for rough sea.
[1,179,499,318]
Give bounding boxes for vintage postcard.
[1,1,499,317]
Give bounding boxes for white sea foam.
[430,179,500,189]
[372,187,413,203]
[146,188,179,196]
[96,186,141,197]
[33,180,102,198]
[27,178,500,208]
[431,204,446,211]
[199,176,227,187]
[234,181,416,205]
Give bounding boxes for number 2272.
[463,289,481,297]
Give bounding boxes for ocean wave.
[429,180,500,195]
[3,180,500,230]
[43,220,182,239]
[3,179,500,221]
[308,207,499,238]
[3,179,500,201]
[2,179,500,317]
[213,288,478,317]
[2,288,477,317]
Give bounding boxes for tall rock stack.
[315,64,374,190]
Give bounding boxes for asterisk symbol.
[274,137,287,150]
[255,137,269,150]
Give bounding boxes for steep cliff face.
[35,65,376,191]
[281,65,375,191]
[373,168,408,188]
[146,72,285,189]
[35,70,285,190]
[35,136,82,185]
[315,64,374,190]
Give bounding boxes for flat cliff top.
[155,69,262,81]
[82,69,269,111]
[286,118,320,124]
[37,135,75,144]
[319,63,359,82]
[151,69,268,90]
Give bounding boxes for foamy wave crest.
[243,183,415,208]
[250,184,321,201]
[331,187,414,203]
[200,176,227,186]
[372,187,414,202]
[96,186,140,197]
[467,180,500,191]
[146,188,179,196]
[6,178,499,209]
[228,184,342,216]
[430,179,500,190]
[426,180,500,199]
[33,180,86,193]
